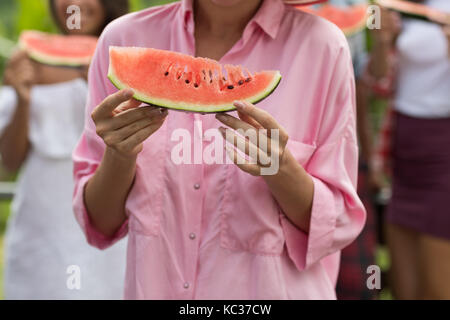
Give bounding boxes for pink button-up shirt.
[73,0,366,299]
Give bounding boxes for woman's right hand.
[3,50,36,103]
[91,89,168,159]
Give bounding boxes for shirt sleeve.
[0,86,17,137]
[72,29,129,250]
[280,45,367,271]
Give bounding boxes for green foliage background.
[0,0,177,301]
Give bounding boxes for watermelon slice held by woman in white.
[0,0,129,299]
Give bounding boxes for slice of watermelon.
[297,4,369,36]
[108,47,282,113]
[376,0,450,25]
[19,30,98,67]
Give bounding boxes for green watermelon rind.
[22,46,92,67]
[107,67,282,114]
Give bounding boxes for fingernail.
[234,101,245,110]
[123,89,134,98]
[159,108,168,116]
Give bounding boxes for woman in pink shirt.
[73,0,366,299]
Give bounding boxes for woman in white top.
[370,0,450,299]
[0,0,129,299]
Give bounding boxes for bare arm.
[217,101,314,233]
[0,51,34,172]
[369,9,402,79]
[84,147,138,238]
[368,35,392,79]
[355,80,372,166]
[0,97,30,172]
[444,26,450,58]
[356,79,384,192]
[84,90,168,237]
[262,151,314,233]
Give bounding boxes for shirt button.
[194,183,201,190]
[183,282,190,289]
[189,233,196,240]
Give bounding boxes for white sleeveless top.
[394,0,450,118]
[0,79,127,299]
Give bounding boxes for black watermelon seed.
[194,83,199,88]
[227,85,234,90]
[185,80,190,84]
[164,72,169,76]
[238,80,244,85]
[245,78,252,82]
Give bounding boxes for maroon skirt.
[387,112,450,240]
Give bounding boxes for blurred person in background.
[367,0,450,299]
[300,0,382,300]
[323,0,379,300]
[0,0,129,299]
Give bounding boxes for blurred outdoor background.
[0,0,183,300]
[0,0,398,300]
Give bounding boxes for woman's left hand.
[216,101,314,232]
[215,101,290,177]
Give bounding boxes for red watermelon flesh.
[298,4,369,36]
[108,47,281,113]
[19,30,98,67]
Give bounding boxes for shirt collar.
[181,0,194,34]
[180,0,285,40]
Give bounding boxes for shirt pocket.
[126,121,168,237]
[219,139,317,256]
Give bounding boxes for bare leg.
[386,223,420,299]
[418,234,450,300]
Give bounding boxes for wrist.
[374,35,393,49]
[17,92,31,106]
[104,147,138,169]
[263,149,306,184]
